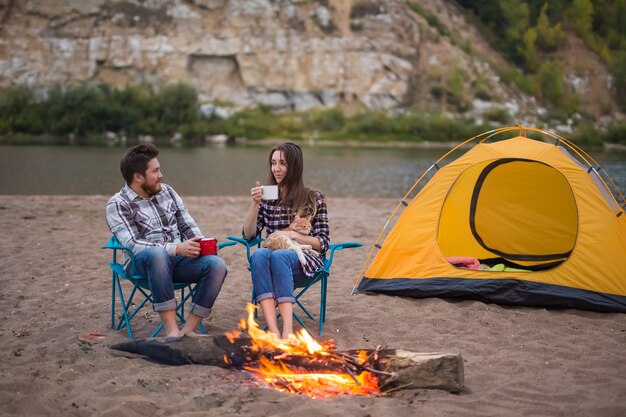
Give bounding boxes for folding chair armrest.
[102,235,134,255]
[218,240,237,250]
[329,242,363,251]
[227,235,264,263]
[102,235,139,271]
[324,241,363,272]
[227,235,264,246]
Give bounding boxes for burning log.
[110,334,464,393]
[110,304,463,397]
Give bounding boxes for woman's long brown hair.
[267,142,317,216]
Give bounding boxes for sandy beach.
[1,195,625,417]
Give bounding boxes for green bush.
[156,83,199,132]
[474,89,492,101]
[601,121,626,145]
[519,27,539,72]
[344,111,392,139]
[571,122,603,147]
[537,60,565,106]
[312,108,346,132]
[484,107,511,124]
[1,81,620,147]
[222,106,277,139]
[430,85,445,100]
[535,4,565,52]
[611,52,626,111]
[0,86,45,134]
[447,64,465,100]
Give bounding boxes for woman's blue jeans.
[128,247,227,318]
[250,248,305,304]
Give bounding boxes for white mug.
[262,185,278,200]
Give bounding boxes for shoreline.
[2,134,625,151]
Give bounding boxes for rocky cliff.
[0,0,620,126]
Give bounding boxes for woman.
[243,142,330,339]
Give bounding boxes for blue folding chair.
[102,235,235,340]
[227,235,362,335]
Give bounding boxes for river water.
[0,144,624,198]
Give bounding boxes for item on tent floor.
[446,256,481,270]
[354,126,626,313]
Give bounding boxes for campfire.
[224,304,382,398]
[111,306,464,396]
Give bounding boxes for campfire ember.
[225,304,381,398]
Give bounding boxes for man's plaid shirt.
[252,190,330,278]
[106,184,202,265]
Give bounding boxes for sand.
[1,195,625,417]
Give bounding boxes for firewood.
[110,334,464,393]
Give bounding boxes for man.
[106,144,227,337]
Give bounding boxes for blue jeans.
[128,247,227,318]
[250,248,306,304]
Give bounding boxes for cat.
[262,208,316,266]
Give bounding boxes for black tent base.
[356,277,626,314]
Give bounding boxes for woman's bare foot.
[165,328,183,338]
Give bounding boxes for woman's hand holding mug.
[251,181,263,204]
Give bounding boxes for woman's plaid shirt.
[252,190,330,278]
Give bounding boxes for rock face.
[0,0,619,122]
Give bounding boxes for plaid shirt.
[106,184,202,265]
[251,190,330,278]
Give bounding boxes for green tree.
[519,27,539,72]
[617,0,626,37]
[447,63,465,100]
[537,60,565,106]
[500,0,530,53]
[156,83,199,134]
[46,84,103,135]
[610,52,626,111]
[536,3,564,51]
[0,86,43,133]
[568,0,594,40]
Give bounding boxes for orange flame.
[224,304,380,398]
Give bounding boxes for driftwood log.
[110,334,464,393]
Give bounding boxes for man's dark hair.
[120,144,160,185]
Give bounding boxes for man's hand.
[176,237,201,258]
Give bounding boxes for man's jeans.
[128,247,227,318]
[250,248,305,304]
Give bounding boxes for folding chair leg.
[180,288,185,317]
[151,323,164,338]
[295,299,316,321]
[111,273,117,329]
[117,288,151,331]
[114,276,135,340]
[319,276,327,335]
[292,312,311,335]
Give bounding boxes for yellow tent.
[354,127,626,312]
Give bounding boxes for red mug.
[199,237,217,256]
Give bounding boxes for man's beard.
[141,182,161,196]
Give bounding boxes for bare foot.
[165,328,183,338]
